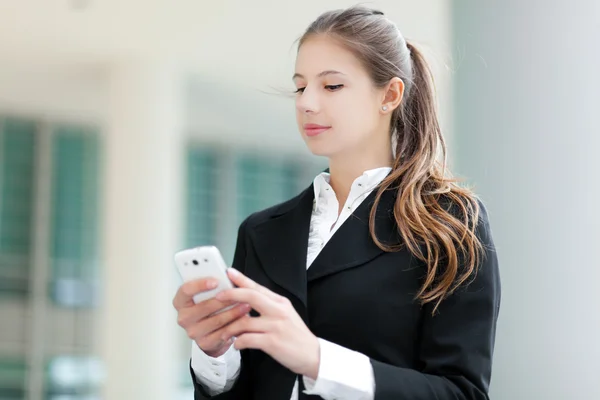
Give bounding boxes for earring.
[382,106,388,111]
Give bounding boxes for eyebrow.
[292,70,346,80]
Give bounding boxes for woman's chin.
[304,145,336,158]
[302,139,337,158]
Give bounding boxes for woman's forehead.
[295,37,364,78]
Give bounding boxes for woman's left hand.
[215,268,320,380]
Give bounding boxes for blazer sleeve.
[190,216,254,400]
[370,200,501,400]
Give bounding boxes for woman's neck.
[327,155,393,214]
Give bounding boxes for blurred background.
[0,0,598,399]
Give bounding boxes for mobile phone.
[174,245,234,305]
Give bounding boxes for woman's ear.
[380,77,404,113]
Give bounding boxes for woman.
[173,5,501,400]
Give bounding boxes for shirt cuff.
[190,341,241,394]
[302,338,375,400]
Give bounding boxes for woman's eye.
[295,84,343,94]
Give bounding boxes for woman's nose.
[296,88,319,114]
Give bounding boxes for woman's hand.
[215,268,321,380]
[173,277,251,357]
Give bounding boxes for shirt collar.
[312,167,393,209]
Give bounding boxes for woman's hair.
[299,6,484,313]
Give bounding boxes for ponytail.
[370,41,484,314]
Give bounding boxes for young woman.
[173,6,501,400]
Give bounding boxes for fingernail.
[240,303,251,313]
[228,268,240,277]
[206,280,218,289]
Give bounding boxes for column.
[99,58,184,399]
[453,1,600,398]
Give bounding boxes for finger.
[227,268,284,302]
[233,332,269,351]
[216,288,280,315]
[219,315,276,342]
[200,297,239,318]
[197,334,235,355]
[173,277,220,309]
[176,298,238,328]
[196,303,252,338]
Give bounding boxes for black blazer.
[191,182,501,400]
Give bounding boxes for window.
[0,115,103,399]
[184,145,324,262]
[235,154,304,225]
[185,146,218,249]
[45,356,103,400]
[0,358,26,399]
[0,118,37,296]
[49,126,101,308]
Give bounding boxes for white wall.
[453,1,600,399]
[0,62,107,124]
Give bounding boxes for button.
[215,372,221,377]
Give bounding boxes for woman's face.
[294,35,388,159]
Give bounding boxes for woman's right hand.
[173,278,251,357]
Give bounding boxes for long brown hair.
[299,6,484,313]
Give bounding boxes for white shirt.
[190,167,392,400]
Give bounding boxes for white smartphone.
[174,245,234,305]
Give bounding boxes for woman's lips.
[303,124,331,137]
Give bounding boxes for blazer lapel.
[248,185,315,309]
[307,186,401,282]
[247,180,401,309]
